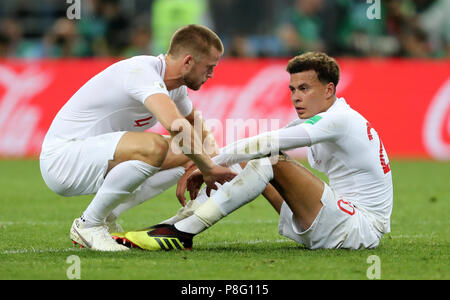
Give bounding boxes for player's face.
[184,48,221,90]
[289,70,335,119]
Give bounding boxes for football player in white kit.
[39,25,236,251]
[115,51,393,250]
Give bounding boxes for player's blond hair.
[287,52,340,93]
[168,24,224,60]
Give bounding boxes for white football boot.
[70,218,129,251]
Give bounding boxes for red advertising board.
[0,57,449,159]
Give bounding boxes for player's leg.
[269,158,324,231]
[72,132,168,251]
[110,164,245,250]
[120,156,324,250]
[107,165,186,226]
[159,139,191,170]
[119,164,290,232]
[105,131,169,174]
[81,132,168,226]
[113,158,274,250]
[261,183,284,214]
[180,156,323,233]
[105,137,193,227]
[110,163,243,241]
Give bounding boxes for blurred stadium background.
[0,0,449,159]
[1,0,450,58]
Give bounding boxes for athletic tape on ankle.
[177,199,202,219]
[194,197,224,227]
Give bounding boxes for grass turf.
[0,159,448,280]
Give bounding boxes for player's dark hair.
[168,24,224,60]
[286,52,340,93]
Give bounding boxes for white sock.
[160,187,211,225]
[108,166,185,220]
[174,158,273,234]
[81,160,159,227]
[166,164,243,226]
[174,214,207,234]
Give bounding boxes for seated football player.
[112,51,393,250]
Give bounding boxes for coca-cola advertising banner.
[0,58,449,159]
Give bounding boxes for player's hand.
[201,165,237,197]
[176,161,198,206]
[186,169,205,201]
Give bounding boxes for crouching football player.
[39,25,236,251]
[113,52,393,250]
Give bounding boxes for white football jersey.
[42,55,193,149]
[301,98,393,233]
[212,97,393,235]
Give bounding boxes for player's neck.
[323,95,337,112]
[163,55,185,90]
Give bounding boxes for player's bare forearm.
[144,94,236,196]
[144,94,215,173]
[186,108,219,157]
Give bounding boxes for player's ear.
[182,55,195,69]
[326,82,335,98]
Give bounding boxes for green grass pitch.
[0,159,448,280]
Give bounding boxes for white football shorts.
[278,183,383,250]
[39,131,126,196]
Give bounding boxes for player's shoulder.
[305,99,350,124]
[284,118,305,128]
[169,85,189,101]
[327,97,352,115]
[325,98,372,134]
[300,98,355,136]
[125,55,160,64]
[322,98,360,121]
[334,98,369,124]
[120,55,162,73]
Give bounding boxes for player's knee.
[148,134,169,166]
[207,157,274,217]
[247,158,274,183]
[133,133,169,167]
[271,161,294,184]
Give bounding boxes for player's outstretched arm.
[212,124,312,167]
[144,93,236,192]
